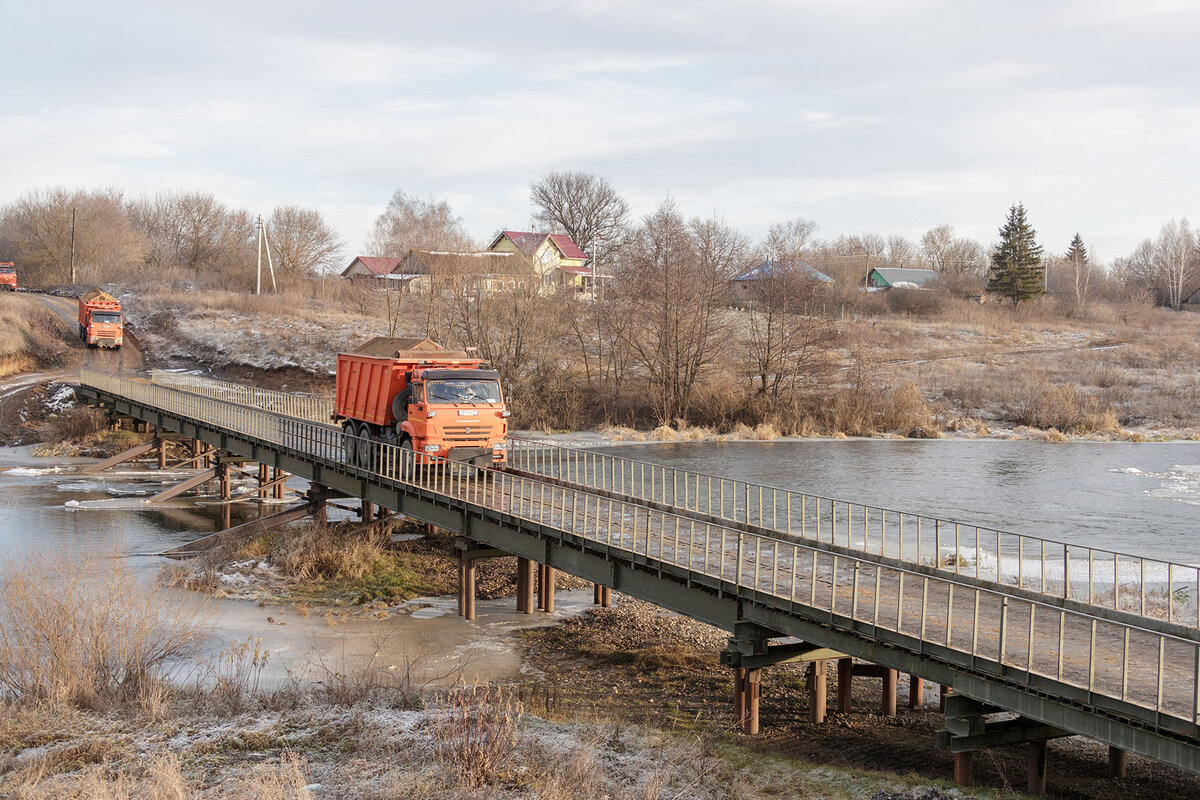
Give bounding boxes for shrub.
[0,549,209,707]
[433,685,523,787]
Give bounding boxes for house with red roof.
[486,231,591,291]
[341,256,402,279]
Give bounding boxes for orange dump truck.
[333,337,509,469]
[78,289,124,349]
[0,263,15,291]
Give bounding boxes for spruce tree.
[1065,232,1088,266]
[987,203,1045,303]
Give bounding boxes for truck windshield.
[426,379,501,405]
[0,267,13,274]
[92,312,121,324]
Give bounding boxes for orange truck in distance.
[334,337,509,470]
[78,289,124,349]
[0,263,15,291]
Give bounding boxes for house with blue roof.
[731,259,833,305]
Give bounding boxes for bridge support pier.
[362,501,375,522]
[808,660,827,723]
[1027,741,1048,795]
[1108,746,1127,779]
[908,675,924,708]
[953,752,973,787]
[537,564,556,612]
[158,438,168,470]
[837,657,853,713]
[458,554,476,620]
[516,557,535,614]
[272,467,284,499]
[593,583,612,607]
[258,463,269,500]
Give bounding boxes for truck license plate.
[458,410,478,416]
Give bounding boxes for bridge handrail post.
[1064,544,1071,600]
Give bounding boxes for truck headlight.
[493,441,506,450]
[501,410,510,418]
[423,444,441,452]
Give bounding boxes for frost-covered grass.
[0,685,1022,800]
[0,294,67,376]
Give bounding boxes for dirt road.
[31,293,144,373]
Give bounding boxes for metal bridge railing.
[80,369,1200,736]
[151,370,335,425]
[144,371,1200,630]
[505,437,1200,630]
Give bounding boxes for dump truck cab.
[333,337,509,471]
[0,263,15,291]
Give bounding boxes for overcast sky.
[4,0,1199,263]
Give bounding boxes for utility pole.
[255,214,277,295]
[69,207,76,285]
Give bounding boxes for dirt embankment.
[519,597,1200,800]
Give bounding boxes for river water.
[2,439,1198,684]
[591,439,1200,565]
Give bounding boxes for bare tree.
[366,191,475,256]
[529,171,630,259]
[763,218,819,261]
[267,206,345,277]
[920,224,987,276]
[1064,233,1091,309]
[1,187,147,286]
[619,201,750,423]
[1117,219,1198,309]
[126,190,255,286]
[885,234,919,268]
[741,264,837,402]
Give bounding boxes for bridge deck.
[77,369,1200,775]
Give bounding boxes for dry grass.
[0,548,210,708]
[432,685,524,787]
[0,294,67,374]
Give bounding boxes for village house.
[341,256,401,280]
[486,231,591,292]
[730,259,833,306]
[398,249,533,295]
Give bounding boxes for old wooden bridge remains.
[76,369,1200,793]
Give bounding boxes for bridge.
[76,368,1200,792]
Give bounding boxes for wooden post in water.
[158,438,167,470]
[808,660,827,723]
[837,658,853,713]
[459,553,476,620]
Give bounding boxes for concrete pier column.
[1027,741,1048,794]
[939,684,949,712]
[158,439,168,470]
[1108,746,1128,779]
[362,501,375,522]
[837,657,853,713]
[808,660,827,723]
[593,583,602,605]
[881,668,898,717]
[258,463,268,499]
[908,675,924,709]
[953,752,974,787]
[600,585,612,607]
[516,558,528,612]
[272,467,284,499]
[744,668,762,735]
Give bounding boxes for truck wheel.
[399,436,416,481]
[356,423,374,470]
[342,422,358,464]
